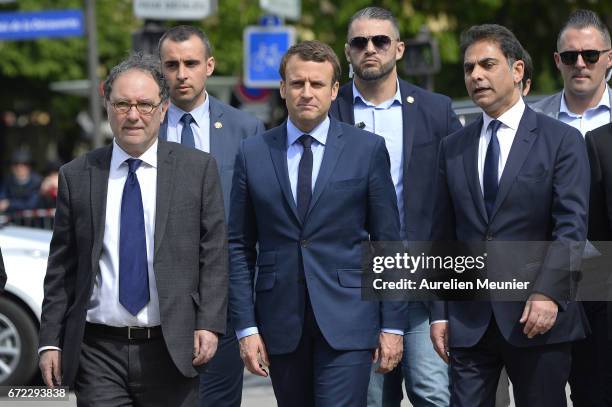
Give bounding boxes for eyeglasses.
[558,49,610,65]
[110,101,162,115]
[348,35,395,51]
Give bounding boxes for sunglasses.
[348,35,394,51]
[558,49,610,65]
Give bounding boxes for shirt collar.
[352,79,402,108]
[111,138,158,170]
[286,116,330,148]
[168,92,210,127]
[482,97,525,133]
[560,84,610,117]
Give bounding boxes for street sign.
[244,26,295,88]
[260,0,301,20]
[133,0,217,20]
[0,9,84,41]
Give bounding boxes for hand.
[239,334,269,377]
[520,293,558,338]
[39,350,62,388]
[0,199,9,212]
[373,332,403,373]
[430,321,449,364]
[192,330,219,366]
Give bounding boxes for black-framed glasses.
[110,101,162,115]
[558,49,610,65]
[348,35,395,51]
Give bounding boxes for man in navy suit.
[429,24,590,406]
[330,7,462,406]
[229,40,405,407]
[158,25,265,407]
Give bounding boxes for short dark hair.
[348,7,400,40]
[460,24,525,65]
[521,49,533,89]
[103,52,169,102]
[158,25,213,57]
[557,9,611,50]
[279,40,341,84]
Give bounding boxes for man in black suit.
[158,25,265,407]
[38,53,228,406]
[430,24,590,406]
[329,7,461,406]
[0,248,5,291]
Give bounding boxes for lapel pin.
[214,121,223,129]
[406,96,415,104]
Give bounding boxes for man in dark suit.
[429,24,590,406]
[329,7,462,406]
[229,40,405,407]
[0,248,5,291]
[38,53,228,406]
[158,25,265,407]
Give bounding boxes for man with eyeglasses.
[532,9,612,136]
[330,7,462,407]
[38,52,228,406]
[157,25,265,407]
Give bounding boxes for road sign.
[260,0,301,20]
[0,9,84,41]
[134,0,217,20]
[244,26,295,88]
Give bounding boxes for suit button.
[301,240,308,247]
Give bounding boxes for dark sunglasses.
[348,35,394,51]
[558,49,610,65]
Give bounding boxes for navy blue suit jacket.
[330,79,462,240]
[159,95,265,218]
[430,106,589,348]
[228,117,403,354]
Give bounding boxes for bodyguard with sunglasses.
[533,9,612,136]
[330,7,462,407]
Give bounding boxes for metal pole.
[85,0,102,148]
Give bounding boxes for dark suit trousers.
[268,296,372,407]
[198,315,243,407]
[568,301,612,407]
[449,317,571,407]
[75,326,198,407]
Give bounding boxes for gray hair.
[103,52,169,102]
[348,7,400,40]
[557,9,611,50]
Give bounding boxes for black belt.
[85,322,162,341]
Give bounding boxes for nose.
[301,83,313,98]
[574,53,587,69]
[126,105,140,120]
[364,38,376,54]
[177,62,186,80]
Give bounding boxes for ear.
[331,81,339,101]
[206,56,215,77]
[395,40,405,62]
[605,49,612,70]
[344,43,351,62]
[553,52,562,71]
[512,59,525,86]
[159,100,169,123]
[279,80,286,100]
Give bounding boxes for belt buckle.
[127,326,150,340]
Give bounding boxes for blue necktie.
[180,113,195,148]
[119,158,149,316]
[483,120,502,220]
[296,135,313,222]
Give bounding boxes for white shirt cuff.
[38,346,61,355]
[381,328,404,336]
[430,320,449,326]
[236,326,259,340]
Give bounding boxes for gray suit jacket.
[39,140,228,385]
[159,96,265,217]
[531,87,612,121]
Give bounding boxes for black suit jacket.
[330,79,462,240]
[0,248,5,291]
[39,140,228,385]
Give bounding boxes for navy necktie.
[119,158,149,316]
[483,120,502,220]
[296,135,314,222]
[180,113,195,148]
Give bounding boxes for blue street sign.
[0,9,84,41]
[244,25,295,88]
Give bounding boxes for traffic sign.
[133,0,217,20]
[0,9,84,41]
[260,0,301,21]
[243,26,295,88]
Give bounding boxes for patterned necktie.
[296,135,314,222]
[483,119,502,220]
[119,158,149,316]
[180,113,195,148]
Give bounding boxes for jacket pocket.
[337,268,363,288]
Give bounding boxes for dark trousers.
[268,297,372,407]
[569,301,612,407]
[450,317,571,407]
[75,326,198,407]
[198,316,243,407]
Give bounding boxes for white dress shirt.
[558,84,611,136]
[165,93,211,152]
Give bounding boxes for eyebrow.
[464,57,499,70]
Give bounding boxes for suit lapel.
[154,141,176,256]
[159,113,168,141]
[268,125,301,224]
[399,81,417,173]
[337,85,356,124]
[89,146,112,271]
[208,96,225,166]
[463,118,488,223]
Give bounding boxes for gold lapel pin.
[406,96,415,104]
[214,121,223,129]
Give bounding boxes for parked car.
[0,224,51,385]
